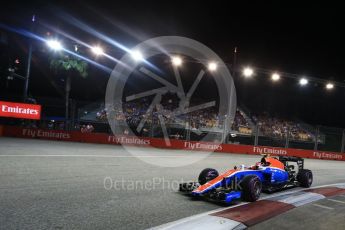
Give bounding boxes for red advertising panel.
[0,101,41,120]
[1,126,344,162]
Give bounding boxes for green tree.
[50,55,88,130]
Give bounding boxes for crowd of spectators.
[81,124,94,133]
[252,113,313,141]
[92,98,313,142]
[95,98,251,133]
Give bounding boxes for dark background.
[0,1,344,127]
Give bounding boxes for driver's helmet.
[251,162,263,170]
[257,162,266,169]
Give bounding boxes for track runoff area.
[1,137,345,230]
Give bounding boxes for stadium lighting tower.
[171,56,182,66]
[326,83,334,90]
[46,40,63,51]
[91,46,104,55]
[299,78,308,86]
[131,50,144,61]
[208,62,218,71]
[23,14,36,102]
[243,67,254,77]
[271,73,280,81]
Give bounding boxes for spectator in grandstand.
[80,124,94,133]
[58,122,64,130]
[86,124,94,133]
[96,109,107,121]
[124,129,129,135]
[74,123,81,131]
[231,110,251,134]
[48,121,54,130]
[170,132,182,139]
[142,128,149,136]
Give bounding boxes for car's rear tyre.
[198,168,219,185]
[297,169,313,188]
[241,175,262,202]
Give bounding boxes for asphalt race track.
[250,193,345,230]
[1,137,345,230]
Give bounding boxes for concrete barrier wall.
[2,126,344,161]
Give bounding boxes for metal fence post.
[341,129,345,153]
[70,100,76,130]
[150,110,154,138]
[285,126,290,148]
[222,115,228,144]
[186,115,191,141]
[314,126,320,151]
[254,124,259,146]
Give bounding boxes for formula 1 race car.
[179,155,313,203]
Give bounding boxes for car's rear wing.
[278,156,304,170]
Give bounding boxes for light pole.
[232,47,237,78]
[23,15,35,102]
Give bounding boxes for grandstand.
[78,97,321,149]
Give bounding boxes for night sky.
[0,1,344,127]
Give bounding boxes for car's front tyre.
[198,168,219,185]
[241,175,262,202]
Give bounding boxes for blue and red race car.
[179,155,313,203]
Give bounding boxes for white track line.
[327,198,345,204]
[0,155,206,158]
[263,182,345,200]
[149,203,247,230]
[0,155,259,159]
[149,215,246,230]
[271,192,325,207]
[312,203,334,210]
